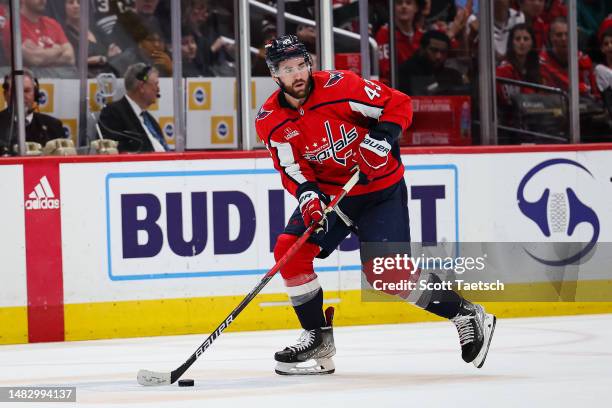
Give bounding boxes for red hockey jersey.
[256,70,413,198]
[539,49,598,96]
[496,60,537,108]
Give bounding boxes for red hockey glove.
[356,133,392,181]
[298,189,326,227]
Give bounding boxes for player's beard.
[283,76,311,100]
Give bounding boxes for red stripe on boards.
[23,162,64,343]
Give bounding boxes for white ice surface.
[1,314,611,408]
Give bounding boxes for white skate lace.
[451,315,475,346]
[287,330,316,352]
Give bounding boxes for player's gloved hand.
[356,131,392,181]
[298,189,326,227]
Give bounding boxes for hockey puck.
[178,379,194,387]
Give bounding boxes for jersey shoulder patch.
[256,106,274,121]
[324,71,345,88]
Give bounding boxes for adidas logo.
[25,176,60,210]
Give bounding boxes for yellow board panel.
[210,116,234,144]
[188,81,211,110]
[158,116,175,148]
[0,84,6,110]
[0,307,29,345]
[61,118,78,145]
[37,83,54,113]
[64,287,612,342]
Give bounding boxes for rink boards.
[1,145,612,344]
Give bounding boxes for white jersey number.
[363,79,381,100]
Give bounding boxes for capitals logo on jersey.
[324,71,344,88]
[256,107,273,121]
[303,121,359,165]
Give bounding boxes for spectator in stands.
[577,0,612,54]
[182,0,234,76]
[595,29,612,116]
[90,0,135,48]
[110,21,172,76]
[427,0,471,50]
[398,30,464,95]
[540,17,598,96]
[376,0,425,85]
[599,16,612,44]
[181,25,207,77]
[518,0,548,50]
[2,0,75,68]
[510,0,567,24]
[99,63,168,152]
[115,0,168,52]
[494,0,525,61]
[496,24,541,116]
[62,0,121,77]
[0,69,65,154]
[540,0,567,25]
[133,0,165,37]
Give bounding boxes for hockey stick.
[137,169,361,386]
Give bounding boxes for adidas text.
[25,197,60,210]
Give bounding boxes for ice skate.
[451,301,496,368]
[275,307,336,375]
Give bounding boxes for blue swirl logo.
[38,89,48,105]
[517,158,599,266]
[164,123,174,138]
[217,122,228,137]
[194,88,206,105]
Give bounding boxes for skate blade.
[275,358,335,376]
[473,314,497,368]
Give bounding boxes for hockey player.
[256,35,496,375]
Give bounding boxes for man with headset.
[99,62,168,153]
[0,69,65,155]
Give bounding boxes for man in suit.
[99,62,168,153]
[0,69,65,155]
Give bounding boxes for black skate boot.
[451,300,496,368]
[275,307,336,375]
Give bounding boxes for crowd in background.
[1,0,612,148]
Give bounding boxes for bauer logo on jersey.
[324,71,344,88]
[517,158,599,266]
[303,121,358,165]
[256,106,273,121]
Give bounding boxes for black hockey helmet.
[265,35,312,73]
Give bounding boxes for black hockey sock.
[294,288,326,330]
[423,275,463,319]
